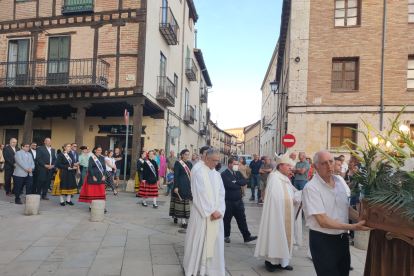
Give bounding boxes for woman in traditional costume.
[79,145,107,212]
[135,151,146,196]
[169,149,192,229]
[52,143,78,206]
[137,150,159,208]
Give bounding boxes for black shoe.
[89,207,91,212]
[153,204,158,209]
[265,261,277,272]
[142,202,147,207]
[15,201,23,205]
[174,218,178,224]
[104,209,107,213]
[244,235,258,243]
[350,266,354,271]
[66,201,74,206]
[181,223,188,229]
[224,237,231,243]
[60,202,65,206]
[279,265,293,271]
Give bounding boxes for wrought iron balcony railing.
[199,122,206,135]
[184,105,195,124]
[159,7,179,45]
[185,58,197,81]
[156,76,175,107]
[62,0,94,14]
[0,58,109,92]
[200,86,207,103]
[262,116,269,129]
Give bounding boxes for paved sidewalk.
[0,189,367,276]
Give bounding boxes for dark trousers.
[36,169,54,197]
[4,169,14,194]
[250,174,261,200]
[13,175,33,203]
[223,199,251,239]
[309,230,350,276]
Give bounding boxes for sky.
[195,0,281,130]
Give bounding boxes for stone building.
[244,120,260,157]
[0,0,212,180]
[272,0,414,159]
[223,127,244,141]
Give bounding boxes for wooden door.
[95,136,110,152]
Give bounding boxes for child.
[166,167,174,196]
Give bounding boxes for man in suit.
[13,142,35,204]
[29,142,38,186]
[70,143,80,174]
[221,157,257,244]
[3,138,19,196]
[35,138,56,200]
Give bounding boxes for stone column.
[129,99,144,180]
[23,109,34,143]
[71,104,90,153]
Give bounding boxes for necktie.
[233,172,236,178]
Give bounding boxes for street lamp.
[270,81,279,93]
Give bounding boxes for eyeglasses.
[211,159,220,163]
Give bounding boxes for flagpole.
[123,110,129,191]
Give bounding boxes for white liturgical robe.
[183,164,226,276]
[254,170,298,268]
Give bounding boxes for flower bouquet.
[339,105,414,240]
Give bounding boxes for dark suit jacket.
[35,146,56,172]
[3,145,19,170]
[221,169,247,202]
[70,150,79,163]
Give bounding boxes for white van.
[238,154,253,165]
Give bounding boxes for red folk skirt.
[137,181,158,198]
[78,173,106,203]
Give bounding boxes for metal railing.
[185,58,197,81]
[200,86,208,103]
[156,76,175,106]
[184,105,195,124]
[0,58,109,89]
[159,7,179,45]
[62,0,94,14]
[262,116,269,129]
[199,122,206,135]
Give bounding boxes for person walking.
[259,156,274,203]
[0,144,5,190]
[158,149,166,189]
[137,150,159,208]
[35,138,56,200]
[105,150,118,195]
[183,148,226,276]
[292,152,310,191]
[302,150,372,276]
[3,138,19,196]
[238,157,251,199]
[78,146,89,193]
[52,143,78,206]
[169,149,192,228]
[135,151,146,195]
[249,153,262,202]
[79,146,107,212]
[221,157,257,244]
[13,142,35,205]
[113,148,123,189]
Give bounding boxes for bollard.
[90,200,105,222]
[24,194,40,215]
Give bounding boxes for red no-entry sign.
[282,134,296,148]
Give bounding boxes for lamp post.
[270,81,279,93]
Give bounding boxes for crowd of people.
[0,138,372,276]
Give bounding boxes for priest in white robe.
[254,151,299,272]
[190,146,209,178]
[183,148,226,276]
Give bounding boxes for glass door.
[7,40,29,85]
[48,36,70,85]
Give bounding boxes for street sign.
[282,134,296,148]
[124,110,129,125]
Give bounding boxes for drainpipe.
[380,0,387,131]
[177,0,187,153]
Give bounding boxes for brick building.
[0,0,212,182]
[270,0,414,159]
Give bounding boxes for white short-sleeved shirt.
[105,157,115,171]
[302,172,349,234]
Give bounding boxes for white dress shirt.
[46,146,52,165]
[31,149,36,160]
[302,172,349,235]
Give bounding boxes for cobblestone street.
[0,190,367,276]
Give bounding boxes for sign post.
[282,134,296,148]
[123,110,129,191]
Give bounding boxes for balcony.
[185,58,198,81]
[61,0,94,14]
[156,76,175,107]
[262,116,269,129]
[159,7,179,45]
[199,122,206,135]
[184,105,195,124]
[207,139,211,146]
[200,87,208,103]
[0,58,109,93]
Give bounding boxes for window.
[200,79,203,98]
[410,0,414,23]
[7,39,29,85]
[174,74,178,97]
[4,129,19,144]
[62,0,94,14]
[334,0,360,27]
[330,124,357,149]
[332,58,358,91]
[185,89,189,117]
[408,57,414,89]
[160,52,166,77]
[32,130,52,146]
[194,105,197,120]
[48,36,70,76]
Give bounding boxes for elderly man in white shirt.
[302,150,372,276]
